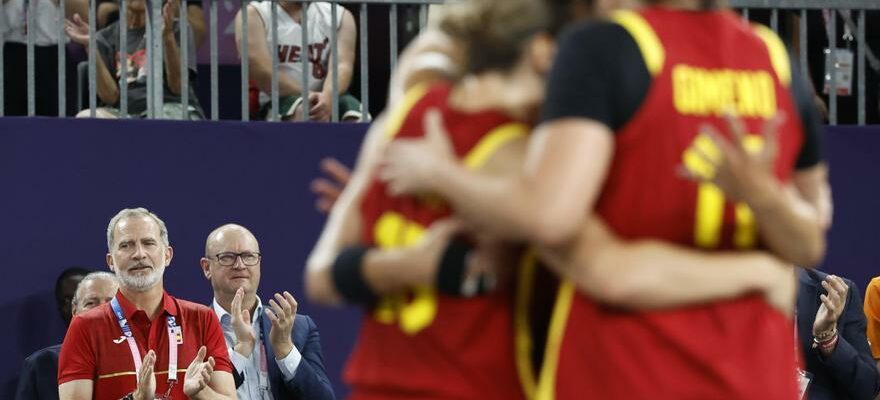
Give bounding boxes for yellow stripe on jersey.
[752,24,792,88]
[514,250,539,399]
[612,10,666,76]
[385,83,432,140]
[463,123,529,170]
[97,369,178,380]
[535,281,576,400]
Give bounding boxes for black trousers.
[3,42,61,116]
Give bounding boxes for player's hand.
[266,292,297,359]
[230,287,256,357]
[309,92,332,122]
[133,350,157,400]
[183,346,215,397]
[64,14,92,47]
[758,256,797,317]
[682,112,786,207]
[311,157,351,213]
[381,109,456,196]
[813,274,848,336]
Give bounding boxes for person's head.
[55,267,92,325]
[106,207,173,292]
[128,0,146,13]
[71,272,119,315]
[200,224,262,301]
[439,0,560,77]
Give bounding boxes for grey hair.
[106,207,170,250]
[72,271,119,307]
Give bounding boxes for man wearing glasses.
[200,224,334,400]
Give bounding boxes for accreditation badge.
[823,48,854,96]
[797,369,813,400]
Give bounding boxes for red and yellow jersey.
[348,83,531,400]
[540,9,802,400]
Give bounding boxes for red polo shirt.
[58,290,232,400]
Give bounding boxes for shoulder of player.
[560,20,632,48]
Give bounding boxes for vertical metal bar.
[300,1,310,121]
[858,10,865,125]
[58,0,67,117]
[770,8,778,33]
[418,4,426,30]
[270,0,279,121]
[240,0,249,121]
[828,12,837,126]
[359,4,368,121]
[0,0,4,116]
[180,1,189,119]
[88,0,97,117]
[120,0,128,117]
[210,0,218,120]
[800,9,808,82]
[146,0,153,117]
[330,2,338,122]
[389,4,397,70]
[742,8,749,21]
[26,0,35,116]
[151,0,164,117]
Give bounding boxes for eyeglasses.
[213,252,261,267]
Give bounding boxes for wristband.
[331,245,378,305]
[436,238,472,296]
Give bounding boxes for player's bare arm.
[384,117,796,313]
[306,29,464,305]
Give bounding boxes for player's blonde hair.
[438,0,554,74]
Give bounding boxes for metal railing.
[0,0,875,124]
[0,0,442,121]
[730,0,880,125]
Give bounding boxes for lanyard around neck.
[110,297,179,385]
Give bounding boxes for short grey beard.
[117,268,162,292]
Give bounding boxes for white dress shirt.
[212,298,303,400]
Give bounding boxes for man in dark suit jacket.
[201,224,334,400]
[796,268,880,400]
[15,271,117,400]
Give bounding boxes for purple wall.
[1,118,879,399]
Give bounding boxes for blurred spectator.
[15,272,118,400]
[235,2,362,122]
[1,0,65,116]
[64,0,203,119]
[54,267,92,326]
[81,0,207,47]
[797,269,880,400]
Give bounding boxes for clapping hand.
[265,291,298,359]
[814,275,849,338]
[64,14,91,47]
[231,287,257,357]
[133,350,157,400]
[183,346,215,397]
